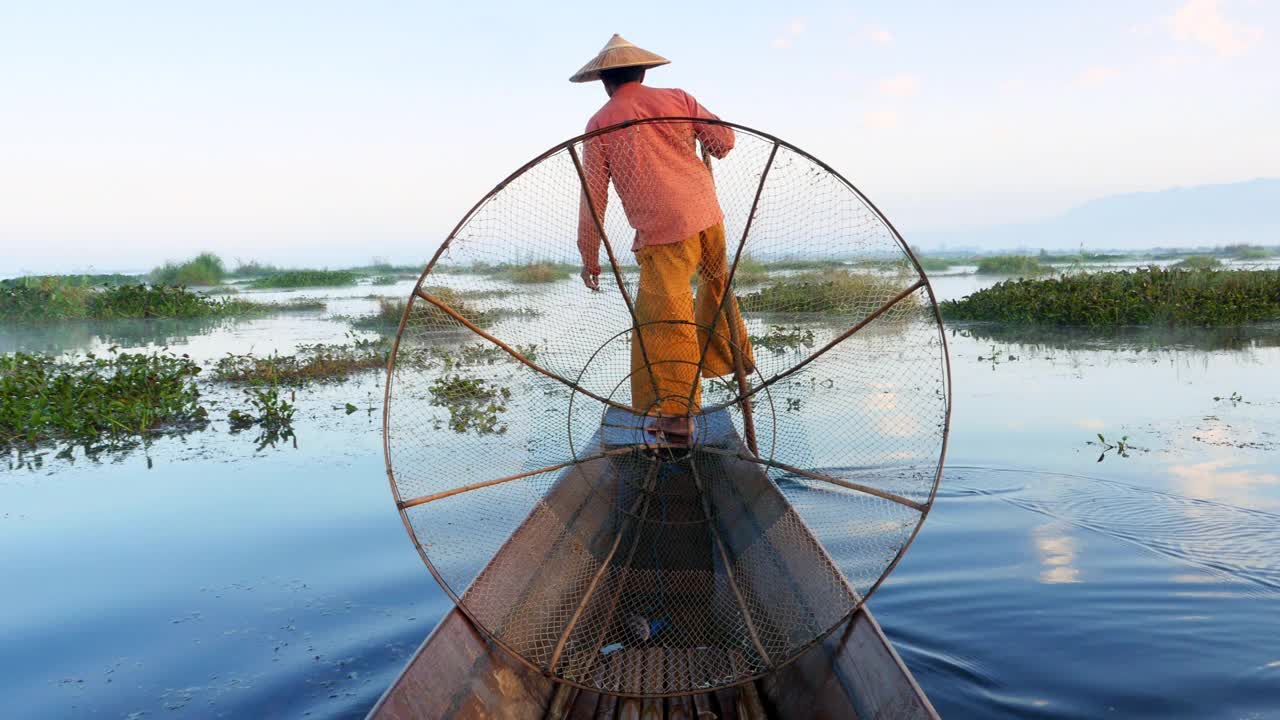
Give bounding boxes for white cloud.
[869,27,893,46]
[862,110,899,130]
[1168,0,1264,57]
[878,73,920,98]
[1076,65,1120,86]
[773,18,807,50]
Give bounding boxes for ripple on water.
[950,466,1280,596]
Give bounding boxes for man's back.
[578,82,735,257]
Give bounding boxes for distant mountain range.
[911,178,1280,253]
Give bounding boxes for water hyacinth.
[249,270,359,288]
[0,349,207,448]
[942,267,1280,326]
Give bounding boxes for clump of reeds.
[942,267,1280,325]
[151,252,227,286]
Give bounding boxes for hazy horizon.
[3,1,1278,274]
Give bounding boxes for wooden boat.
[371,409,939,719]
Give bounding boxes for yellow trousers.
[631,223,755,416]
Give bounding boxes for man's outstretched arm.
[576,136,609,290]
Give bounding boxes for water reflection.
[1033,521,1081,585]
[953,322,1280,354]
[1168,460,1280,507]
[0,316,240,355]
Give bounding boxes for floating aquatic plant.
[749,325,816,355]
[942,268,1280,326]
[0,349,207,449]
[249,270,358,289]
[428,374,511,434]
[975,255,1052,276]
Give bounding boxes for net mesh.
[384,118,950,696]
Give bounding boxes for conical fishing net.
[383,118,951,696]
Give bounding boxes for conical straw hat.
[569,34,670,83]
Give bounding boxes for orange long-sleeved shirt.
[577,82,735,274]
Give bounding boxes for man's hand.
[580,266,600,291]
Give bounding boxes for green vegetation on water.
[1035,249,1130,264]
[2,273,141,288]
[916,256,957,272]
[740,269,917,314]
[213,340,388,386]
[227,385,296,449]
[230,260,283,277]
[757,258,843,271]
[151,252,226,286]
[1227,245,1272,260]
[501,262,574,284]
[0,349,207,449]
[428,374,511,434]
[749,325,817,354]
[1,281,325,322]
[976,255,1052,276]
[249,269,358,288]
[350,286,541,331]
[942,267,1280,326]
[1174,255,1223,270]
[731,255,770,285]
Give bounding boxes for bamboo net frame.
[381,117,952,696]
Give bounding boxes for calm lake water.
[2,269,1279,719]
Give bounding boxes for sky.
[1,0,1277,273]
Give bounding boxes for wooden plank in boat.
[757,609,940,720]
[367,607,554,720]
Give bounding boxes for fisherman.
[571,34,754,446]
